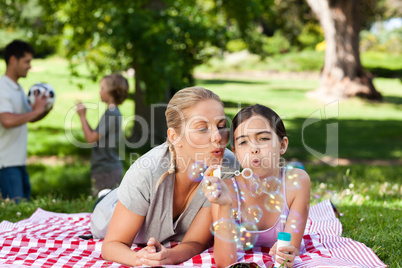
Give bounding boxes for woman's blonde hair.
[102,73,129,105]
[156,86,223,187]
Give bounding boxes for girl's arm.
[285,169,310,252]
[270,168,311,267]
[139,206,214,266]
[101,200,146,267]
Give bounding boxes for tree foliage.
[0,0,63,56]
[38,0,228,103]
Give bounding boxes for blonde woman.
[76,74,129,196]
[92,87,238,266]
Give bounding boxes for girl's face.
[99,79,112,103]
[172,99,229,169]
[233,115,288,177]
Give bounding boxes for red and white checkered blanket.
[0,199,386,268]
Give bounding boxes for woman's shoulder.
[126,143,170,179]
[132,143,169,163]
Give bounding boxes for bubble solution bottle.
[211,165,221,179]
[274,232,291,268]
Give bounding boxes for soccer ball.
[27,83,56,110]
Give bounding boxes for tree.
[305,0,382,100]
[38,0,227,145]
[0,0,61,56]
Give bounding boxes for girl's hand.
[269,242,297,268]
[138,237,171,266]
[76,101,86,117]
[202,166,231,206]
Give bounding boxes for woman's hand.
[202,166,231,206]
[137,237,172,266]
[132,247,154,266]
[269,242,298,268]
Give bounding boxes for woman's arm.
[211,202,238,268]
[203,174,238,268]
[139,206,214,266]
[101,200,146,267]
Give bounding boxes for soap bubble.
[188,161,207,182]
[202,179,222,198]
[249,174,262,197]
[286,161,305,170]
[287,210,302,234]
[264,192,285,213]
[285,167,301,190]
[203,179,217,191]
[230,208,240,221]
[210,219,240,243]
[275,214,287,233]
[243,205,263,223]
[239,190,246,202]
[237,221,259,250]
[261,176,281,195]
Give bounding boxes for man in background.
[0,40,51,203]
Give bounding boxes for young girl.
[76,73,129,196]
[203,104,310,268]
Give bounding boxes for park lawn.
[0,53,401,266]
[1,164,401,267]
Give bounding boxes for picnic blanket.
[0,199,386,268]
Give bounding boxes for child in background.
[76,74,128,196]
[203,104,311,268]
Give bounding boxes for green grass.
[196,76,402,161]
[0,52,401,266]
[196,50,402,77]
[309,165,401,267]
[0,195,95,223]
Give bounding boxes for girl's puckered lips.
[251,158,261,167]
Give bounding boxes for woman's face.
[233,115,287,177]
[174,99,229,169]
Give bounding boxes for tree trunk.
[128,0,170,147]
[306,0,382,101]
[129,65,168,147]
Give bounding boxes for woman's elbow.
[101,242,112,261]
[214,252,236,268]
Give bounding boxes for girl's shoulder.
[284,167,311,207]
[284,167,310,185]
